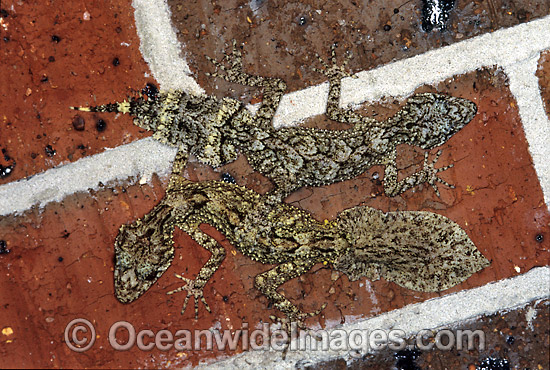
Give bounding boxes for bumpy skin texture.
[114,152,490,329]
[72,42,477,200]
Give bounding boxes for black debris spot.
[45,145,56,157]
[62,231,70,239]
[506,335,514,345]
[0,240,10,255]
[72,115,85,131]
[221,173,236,184]
[77,144,86,150]
[40,75,48,83]
[516,9,529,22]
[0,9,9,18]
[223,295,229,302]
[298,16,307,26]
[2,148,11,162]
[51,35,61,43]
[535,234,544,243]
[477,357,510,370]
[3,37,9,42]
[96,119,107,132]
[58,256,64,262]
[394,8,399,14]
[1,149,16,178]
[112,57,120,67]
[395,349,421,370]
[115,26,122,33]
[30,153,37,159]
[48,56,55,62]
[142,83,159,100]
[383,24,392,31]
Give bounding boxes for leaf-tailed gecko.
[72,42,476,201]
[114,151,489,330]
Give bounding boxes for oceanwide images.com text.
[65,319,485,354]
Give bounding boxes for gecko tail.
[70,106,92,112]
[70,101,132,114]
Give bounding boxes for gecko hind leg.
[167,149,191,192]
[206,39,287,129]
[167,220,226,318]
[206,40,283,88]
[384,149,455,198]
[254,260,325,335]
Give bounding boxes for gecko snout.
[402,93,477,149]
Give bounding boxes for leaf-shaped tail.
[335,207,490,292]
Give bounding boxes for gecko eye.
[115,248,133,270]
[136,263,157,281]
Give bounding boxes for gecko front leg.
[383,148,455,197]
[207,39,287,129]
[167,219,226,317]
[314,44,380,127]
[254,260,326,334]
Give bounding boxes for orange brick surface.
[0,0,549,368]
[0,0,151,185]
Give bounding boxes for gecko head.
[390,93,477,149]
[113,205,175,304]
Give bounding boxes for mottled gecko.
[72,42,476,200]
[114,151,489,330]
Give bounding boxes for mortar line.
[0,4,548,367]
[1,11,549,214]
[0,138,176,216]
[504,57,550,205]
[132,0,205,95]
[201,266,550,369]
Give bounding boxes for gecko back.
[71,42,477,199]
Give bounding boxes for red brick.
[0,0,151,185]
[1,64,548,366]
[167,0,550,97]
[1,1,549,367]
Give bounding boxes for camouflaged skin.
[75,42,483,331]
[114,152,489,330]
[72,42,477,200]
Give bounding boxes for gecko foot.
[167,273,211,318]
[421,150,455,197]
[206,40,243,79]
[313,43,355,80]
[269,303,327,338]
[206,39,271,88]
